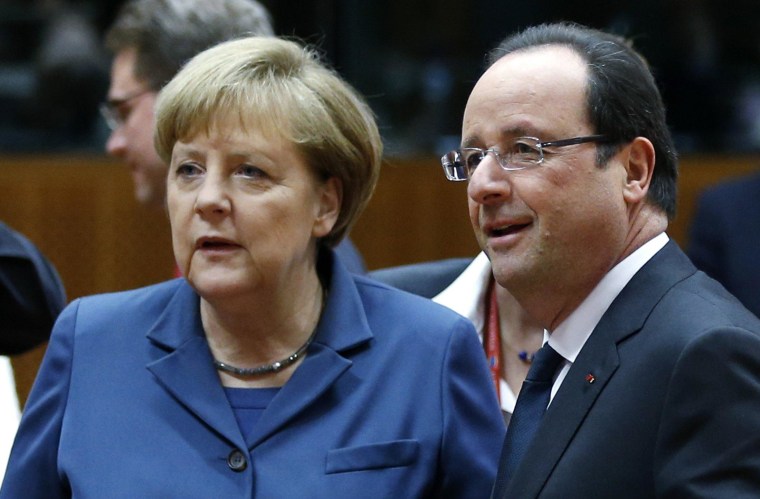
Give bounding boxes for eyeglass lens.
[99,90,150,131]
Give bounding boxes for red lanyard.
[484,279,501,400]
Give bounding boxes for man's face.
[105,48,165,208]
[463,45,630,315]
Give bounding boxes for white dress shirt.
[0,356,21,484]
[431,233,669,413]
[547,232,670,401]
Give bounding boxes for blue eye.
[237,164,266,179]
[175,163,202,177]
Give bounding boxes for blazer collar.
[145,280,203,349]
[144,249,374,449]
[311,247,374,351]
[145,250,374,351]
[504,241,697,497]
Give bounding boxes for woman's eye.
[237,164,266,179]
[175,162,202,177]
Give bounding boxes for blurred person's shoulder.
[354,272,475,335]
[368,258,472,299]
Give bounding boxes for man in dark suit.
[688,172,760,318]
[449,22,760,497]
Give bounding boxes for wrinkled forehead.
[462,45,590,144]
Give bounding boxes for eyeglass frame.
[440,134,609,181]
[99,89,153,131]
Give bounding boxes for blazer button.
[227,449,247,472]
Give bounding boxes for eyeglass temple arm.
[540,134,608,148]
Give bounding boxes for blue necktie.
[492,343,564,496]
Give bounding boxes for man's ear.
[622,136,656,204]
[313,177,342,238]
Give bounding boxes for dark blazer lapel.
[504,333,621,497]
[505,242,697,496]
[146,282,245,448]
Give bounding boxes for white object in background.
[0,356,21,484]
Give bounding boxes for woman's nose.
[194,175,231,215]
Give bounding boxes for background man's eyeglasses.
[99,89,152,131]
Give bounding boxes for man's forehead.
[462,45,589,141]
[483,45,586,95]
[109,49,145,96]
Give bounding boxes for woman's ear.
[313,177,342,238]
[622,136,656,205]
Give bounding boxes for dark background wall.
[2,0,760,156]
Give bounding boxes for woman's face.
[166,119,340,302]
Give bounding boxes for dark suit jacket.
[0,222,66,355]
[495,241,760,498]
[369,258,472,298]
[1,251,504,498]
[688,172,760,318]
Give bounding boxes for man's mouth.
[489,223,530,238]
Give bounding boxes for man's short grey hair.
[105,0,274,91]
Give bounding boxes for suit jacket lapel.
[145,281,245,448]
[505,242,697,497]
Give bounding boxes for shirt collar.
[433,252,491,334]
[549,232,669,362]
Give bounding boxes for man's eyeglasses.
[99,89,152,131]
[440,135,608,181]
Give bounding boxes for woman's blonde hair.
[155,36,382,247]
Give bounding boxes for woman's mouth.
[195,237,241,251]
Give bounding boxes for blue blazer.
[688,172,760,318]
[493,242,760,498]
[1,252,504,498]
